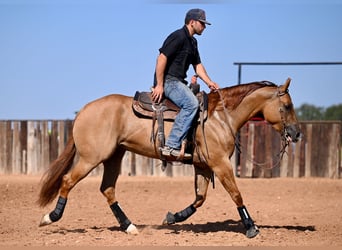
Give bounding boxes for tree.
[324,104,342,120]
[295,103,324,120]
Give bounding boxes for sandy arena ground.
[0,175,341,246]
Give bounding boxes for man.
[151,8,219,160]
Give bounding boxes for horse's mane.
[208,81,277,114]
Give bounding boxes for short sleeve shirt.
[159,25,201,82]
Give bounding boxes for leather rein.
[217,87,290,170]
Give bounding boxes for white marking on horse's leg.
[126,223,139,235]
[39,213,52,227]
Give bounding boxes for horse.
[38,77,301,238]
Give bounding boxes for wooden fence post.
[27,121,38,174]
[11,121,21,174]
[0,121,7,174]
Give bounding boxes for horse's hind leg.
[39,157,98,226]
[163,166,211,225]
[100,148,138,235]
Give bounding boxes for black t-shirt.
[155,25,201,84]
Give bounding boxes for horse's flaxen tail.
[38,134,76,207]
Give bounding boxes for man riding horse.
[151,8,219,160]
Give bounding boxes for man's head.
[185,9,210,36]
[185,9,211,25]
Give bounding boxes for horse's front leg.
[213,158,259,238]
[163,166,211,225]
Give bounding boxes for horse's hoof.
[162,212,175,225]
[126,224,139,235]
[39,214,52,227]
[246,225,259,238]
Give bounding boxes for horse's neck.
[228,88,274,130]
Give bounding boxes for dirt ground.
[0,175,341,247]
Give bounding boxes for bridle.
[217,86,291,170]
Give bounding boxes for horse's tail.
[38,133,76,207]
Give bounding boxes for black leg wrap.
[237,205,259,238]
[165,205,196,224]
[110,201,132,230]
[49,196,67,222]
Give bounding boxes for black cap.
[185,8,211,25]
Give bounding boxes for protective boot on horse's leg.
[163,166,211,224]
[100,149,138,235]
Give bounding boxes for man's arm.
[195,63,219,91]
[152,53,167,103]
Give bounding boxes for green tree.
[295,103,324,120]
[324,104,342,120]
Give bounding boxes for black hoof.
[162,212,175,225]
[246,225,259,238]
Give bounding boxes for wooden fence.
[238,120,341,179]
[0,120,341,178]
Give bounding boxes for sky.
[0,0,341,120]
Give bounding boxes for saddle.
[132,92,180,120]
[132,87,208,168]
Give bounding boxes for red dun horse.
[38,78,301,238]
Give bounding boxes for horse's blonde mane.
[208,81,277,115]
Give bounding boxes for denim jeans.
[164,77,199,149]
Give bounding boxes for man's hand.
[151,84,164,103]
[208,81,219,91]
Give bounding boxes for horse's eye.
[284,104,293,110]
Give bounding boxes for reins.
[217,87,290,170]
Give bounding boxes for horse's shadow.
[108,219,315,235]
[152,220,316,235]
[49,220,315,236]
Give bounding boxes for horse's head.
[262,78,301,143]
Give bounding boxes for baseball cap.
[185,8,211,25]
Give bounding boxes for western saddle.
[132,85,208,170]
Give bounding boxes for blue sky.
[0,0,341,119]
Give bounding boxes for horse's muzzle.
[285,125,302,143]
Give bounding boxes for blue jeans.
[164,77,199,149]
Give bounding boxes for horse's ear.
[280,77,291,92]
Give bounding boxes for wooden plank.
[58,120,65,156]
[27,121,38,174]
[183,163,194,176]
[151,159,170,177]
[263,123,273,178]
[286,143,294,177]
[293,142,301,178]
[6,121,12,174]
[327,123,341,178]
[238,126,247,177]
[271,129,281,177]
[40,121,50,174]
[316,124,329,177]
[0,121,7,174]
[244,123,254,178]
[304,124,312,177]
[11,121,21,174]
[252,123,264,178]
[171,161,184,177]
[50,121,59,163]
[121,151,134,176]
[20,121,27,173]
[299,137,306,177]
[280,146,289,177]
